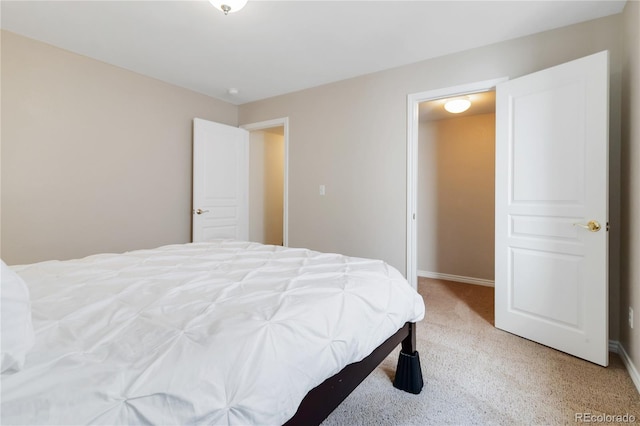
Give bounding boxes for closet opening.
[416,91,496,289]
[406,78,506,291]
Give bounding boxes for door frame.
[241,117,290,247]
[406,78,507,289]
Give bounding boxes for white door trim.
[241,118,290,247]
[406,78,507,289]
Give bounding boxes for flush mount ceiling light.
[444,98,471,114]
[209,0,248,15]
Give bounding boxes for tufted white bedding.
[1,240,425,425]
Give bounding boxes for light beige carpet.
[321,278,640,425]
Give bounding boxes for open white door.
[193,118,249,242]
[495,51,609,366]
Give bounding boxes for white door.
[495,51,609,366]
[192,118,249,242]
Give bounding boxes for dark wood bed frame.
[284,322,423,426]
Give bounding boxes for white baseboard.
[418,270,494,287]
[610,340,640,394]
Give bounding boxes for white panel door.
[193,118,249,242]
[495,51,609,366]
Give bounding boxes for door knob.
[193,209,209,215]
[573,220,601,232]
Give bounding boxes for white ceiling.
[0,1,627,105]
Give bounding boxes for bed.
[1,240,425,425]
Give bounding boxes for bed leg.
[393,322,423,394]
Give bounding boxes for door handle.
[193,209,210,215]
[573,220,601,232]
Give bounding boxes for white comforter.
[1,241,425,425]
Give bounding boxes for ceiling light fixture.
[444,98,471,114]
[209,0,248,15]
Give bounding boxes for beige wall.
[620,0,640,377]
[249,129,284,245]
[1,30,238,264]
[418,114,495,281]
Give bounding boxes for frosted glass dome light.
[209,0,248,15]
[444,98,471,114]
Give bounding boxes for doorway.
[417,92,496,287]
[242,118,289,247]
[406,78,507,289]
[249,126,284,245]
